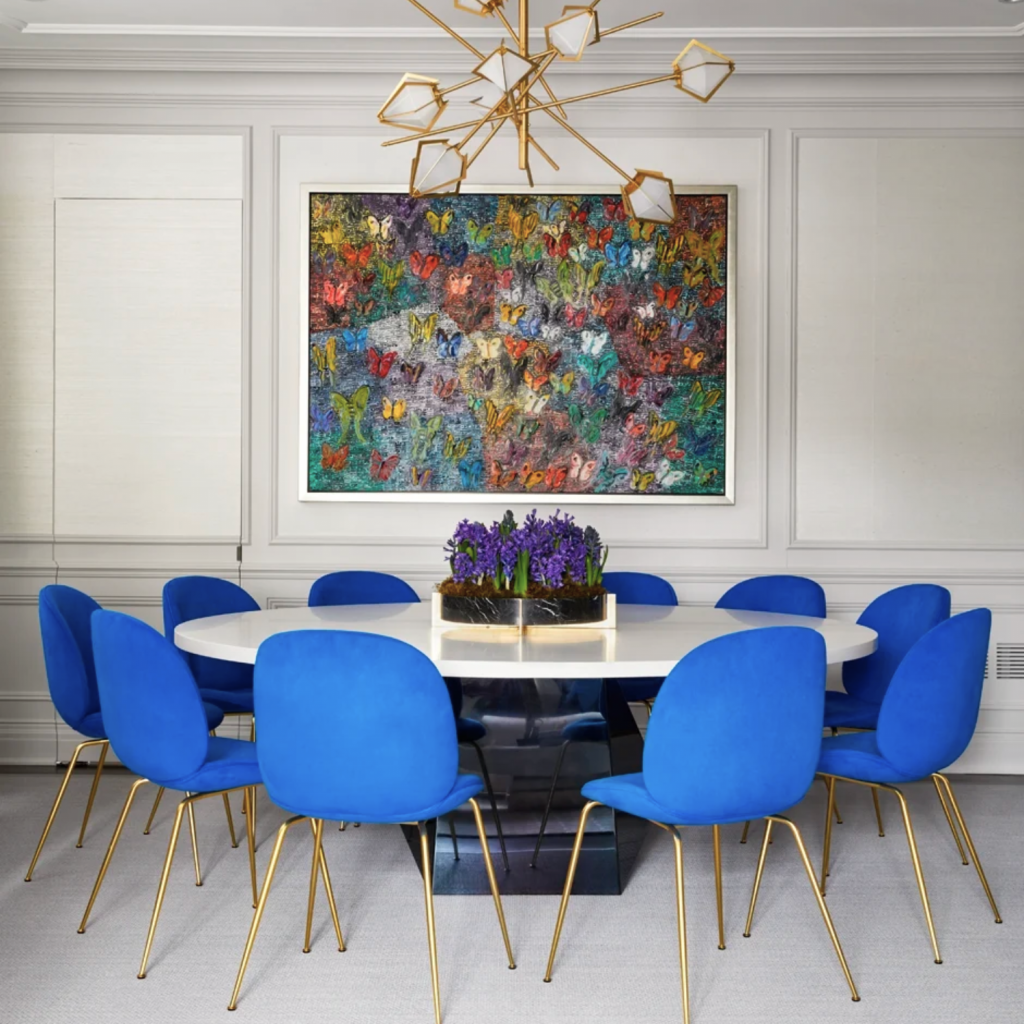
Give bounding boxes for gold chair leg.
[78,777,149,932]
[303,819,323,953]
[820,775,837,892]
[25,738,108,881]
[245,789,258,909]
[76,740,109,848]
[712,824,725,950]
[186,796,202,886]
[772,816,860,1002]
[339,821,346,831]
[820,775,843,825]
[417,821,443,1024]
[932,775,969,865]
[137,799,190,978]
[933,774,1002,924]
[669,826,691,1024]
[871,787,885,838]
[739,820,750,844]
[143,787,165,835]
[889,785,942,963]
[228,816,306,1011]
[308,818,345,952]
[468,797,515,969]
[544,800,600,982]
[222,793,239,849]
[743,818,773,937]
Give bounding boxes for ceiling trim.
[10,22,1024,40]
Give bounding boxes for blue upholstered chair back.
[163,576,259,691]
[876,609,990,780]
[644,627,827,820]
[716,575,826,618]
[844,584,951,706]
[254,631,457,819]
[38,585,102,733]
[602,572,677,607]
[91,611,210,783]
[308,571,420,608]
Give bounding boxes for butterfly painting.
[306,189,731,499]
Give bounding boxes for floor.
[1,771,1021,1024]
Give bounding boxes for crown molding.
[12,22,1024,40]
[1,47,1022,76]
[0,13,26,33]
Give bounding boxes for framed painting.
[300,183,735,503]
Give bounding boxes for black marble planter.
[439,593,607,629]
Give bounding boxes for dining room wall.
[0,40,1022,769]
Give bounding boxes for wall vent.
[996,644,1024,681]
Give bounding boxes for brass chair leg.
[308,818,345,952]
[932,775,969,866]
[468,797,515,969]
[531,740,569,868]
[417,821,443,1024]
[245,789,258,909]
[739,820,750,844]
[889,784,942,963]
[222,793,239,849]
[78,777,149,932]
[303,819,323,953]
[186,796,202,886]
[339,821,346,831]
[544,800,600,982]
[25,738,108,881]
[712,824,725,950]
[820,775,837,892]
[668,825,691,1024]
[743,818,773,936]
[470,739,510,873]
[448,814,460,861]
[143,787,165,835]
[871,787,885,838]
[76,741,109,848]
[821,775,843,825]
[772,816,860,1002]
[228,815,306,1010]
[138,799,189,978]
[933,774,1002,923]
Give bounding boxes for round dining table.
[176,603,877,896]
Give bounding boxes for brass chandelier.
[377,0,736,224]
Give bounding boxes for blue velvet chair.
[163,576,259,715]
[817,609,999,965]
[544,628,860,1021]
[530,572,677,867]
[227,630,515,1021]
[78,611,262,982]
[25,586,226,882]
[824,584,951,731]
[310,570,510,871]
[716,575,827,618]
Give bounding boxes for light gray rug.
[1,771,1021,1024]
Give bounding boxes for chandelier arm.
[527,135,560,172]
[381,70,676,150]
[465,115,512,169]
[539,107,631,183]
[517,0,530,173]
[405,0,486,61]
[439,77,485,97]
[491,3,568,121]
[597,12,664,40]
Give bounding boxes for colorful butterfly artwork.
[307,191,729,498]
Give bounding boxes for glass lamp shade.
[378,74,447,132]
[545,6,599,61]
[454,0,504,15]
[474,45,537,93]
[673,40,736,104]
[622,171,676,225]
[410,140,467,198]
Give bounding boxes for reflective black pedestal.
[403,676,647,895]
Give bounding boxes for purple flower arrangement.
[441,510,608,599]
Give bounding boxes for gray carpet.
[1,771,1021,1024]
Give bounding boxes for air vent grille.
[996,643,1024,681]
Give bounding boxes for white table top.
[174,603,877,679]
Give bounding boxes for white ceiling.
[0,0,1022,36]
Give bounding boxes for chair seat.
[280,772,485,825]
[582,772,787,827]
[455,717,487,744]
[823,691,881,730]
[78,702,225,740]
[197,687,255,714]
[563,714,609,744]
[817,731,918,786]
[156,736,261,794]
[616,677,664,703]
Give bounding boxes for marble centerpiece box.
[431,590,617,630]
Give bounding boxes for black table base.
[402,676,647,896]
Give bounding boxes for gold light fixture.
[379,1,737,223]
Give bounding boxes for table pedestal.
[402,676,647,896]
